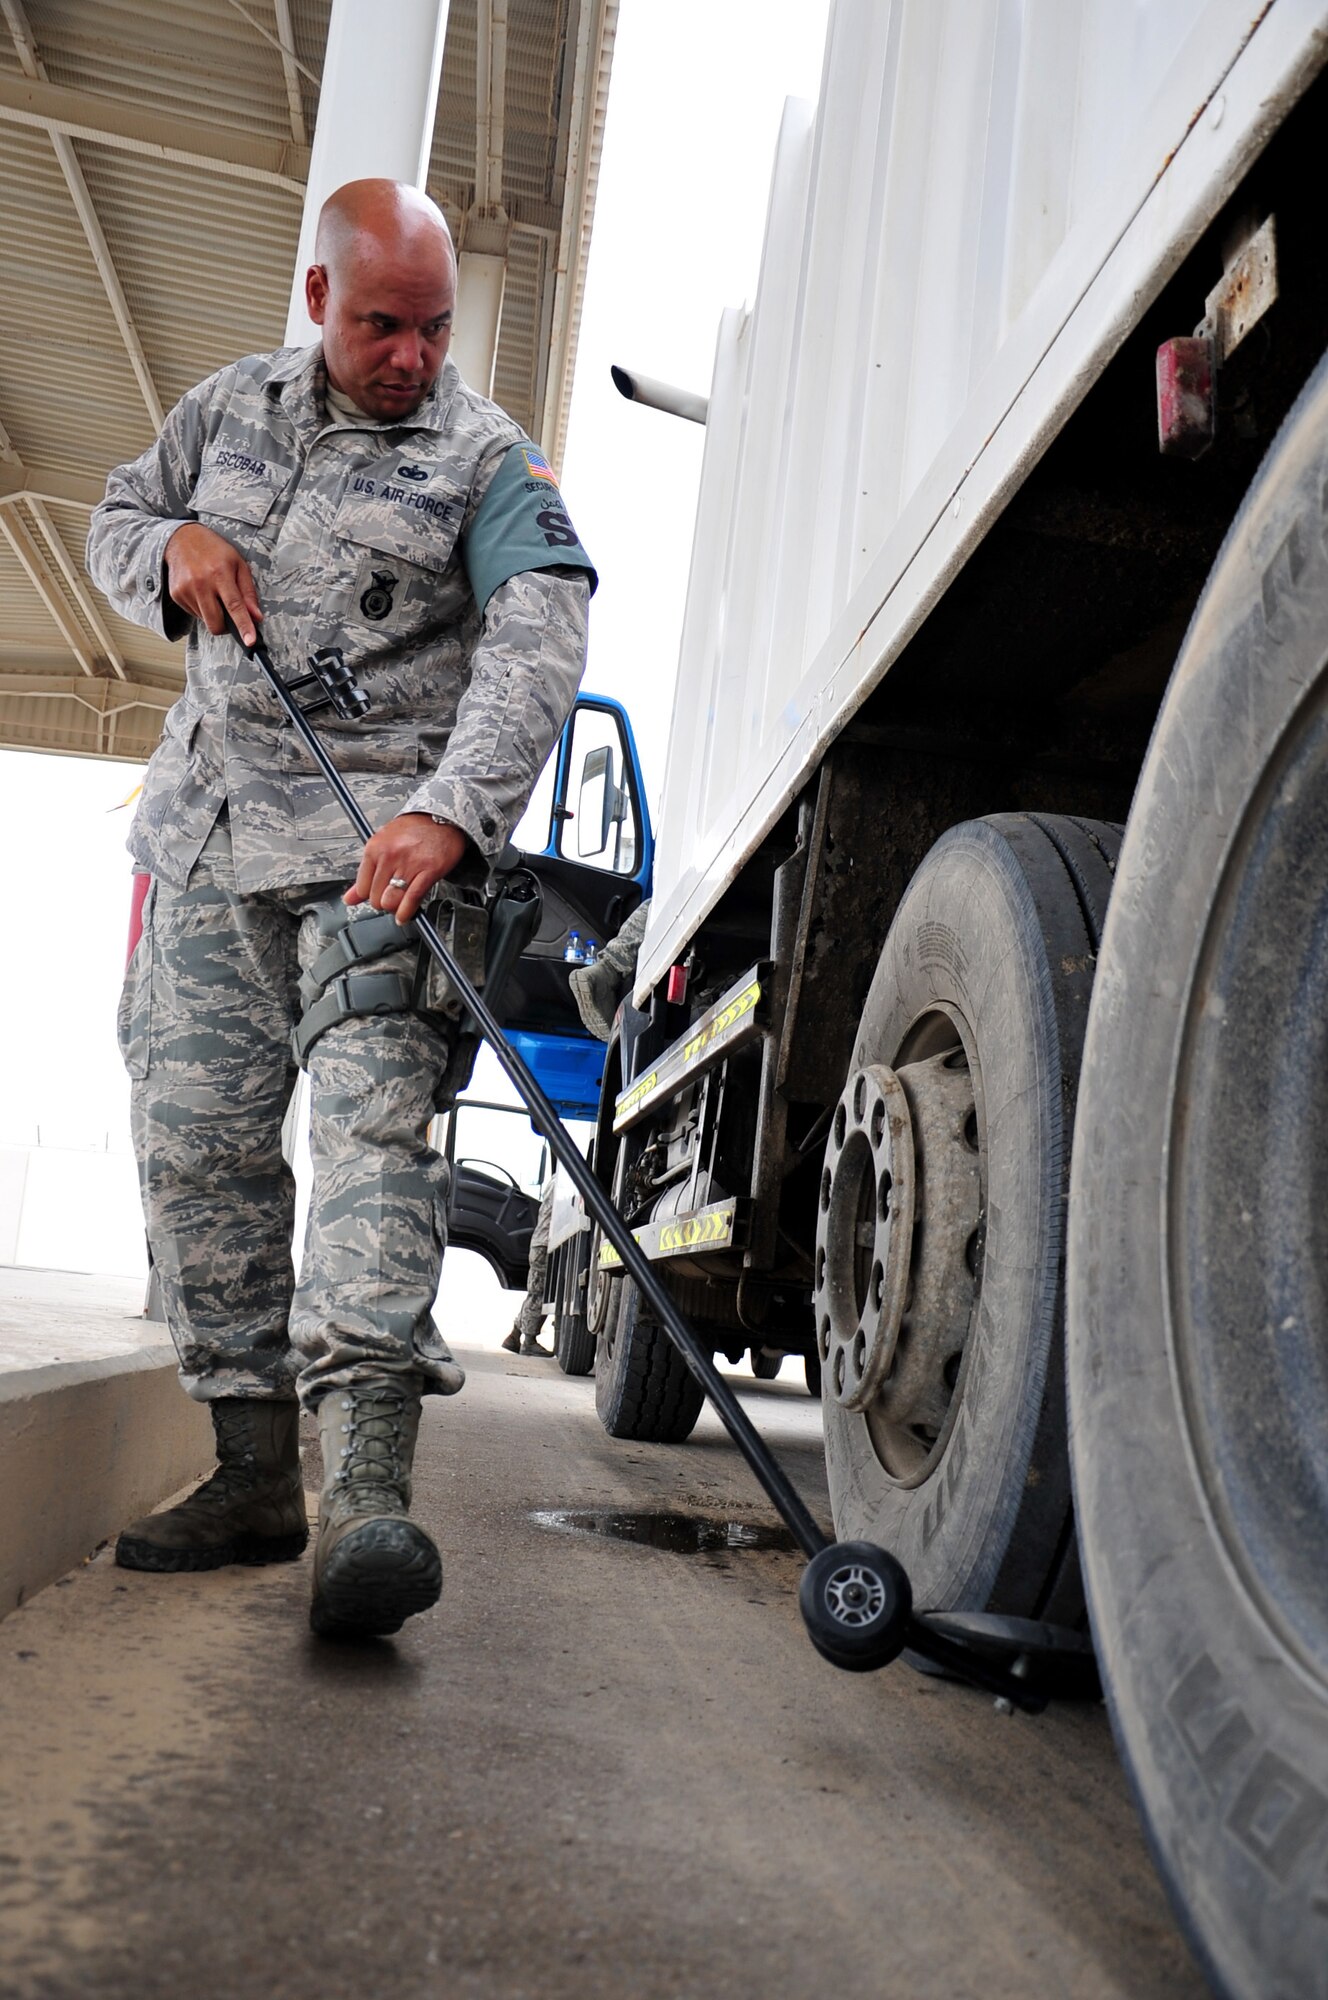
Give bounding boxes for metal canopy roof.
[0,0,616,764]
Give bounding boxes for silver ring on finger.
[388,876,409,890]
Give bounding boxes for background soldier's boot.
[311,1383,442,1638]
[116,1401,307,1572]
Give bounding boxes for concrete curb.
[0,1343,213,1616]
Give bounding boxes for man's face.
[307,242,455,421]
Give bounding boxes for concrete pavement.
[0,1345,1205,2000]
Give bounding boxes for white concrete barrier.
[0,1344,212,1616]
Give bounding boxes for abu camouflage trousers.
[514,1179,554,1346]
[118,813,465,1408]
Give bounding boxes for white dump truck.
[537,6,1328,1990]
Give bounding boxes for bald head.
[305,179,457,420]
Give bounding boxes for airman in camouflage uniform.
[502,1178,556,1356]
[87,180,596,1638]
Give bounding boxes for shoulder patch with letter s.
[462,439,598,612]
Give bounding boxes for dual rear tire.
[820,812,1119,1620]
[594,1274,704,1443]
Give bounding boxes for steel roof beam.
[0,463,108,510]
[0,71,309,192]
[474,0,507,212]
[272,0,309,149]
[541,0,610,470]
[0,674,173,761]
[26,498,126,679]
[0,506,100,678]
[49,131,164,431]
[0,673,170,708]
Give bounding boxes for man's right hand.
[164,523,263,646]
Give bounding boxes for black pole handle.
[240,628,830,1558]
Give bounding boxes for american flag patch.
[521,447,557,482]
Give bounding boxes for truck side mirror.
[576,743,617,860]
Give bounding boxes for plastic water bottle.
[564,930,583,964]
[584,939,599,964]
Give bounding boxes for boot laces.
[329,1387,410,1512]
[193,1404,264,1509]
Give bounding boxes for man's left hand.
[346,814,470,924]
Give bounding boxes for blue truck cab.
[495,693,653,1119]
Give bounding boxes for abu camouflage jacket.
[87,344,596,892]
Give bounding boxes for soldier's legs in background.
[125,824,302,1402]
[290,1006,465,1405]
[517,1179,554,1354]
[505,1179,553,1352]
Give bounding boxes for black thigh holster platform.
[293,894,488,1070]
[292,866,542,1109]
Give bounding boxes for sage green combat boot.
[116,1400,307,1572]
[310,1382,442,1638]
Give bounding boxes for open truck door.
[495,693,653,1121]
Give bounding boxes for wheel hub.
[816,1049,983,1459]
[814,1063,915,1410]
[824,1561,888,1627]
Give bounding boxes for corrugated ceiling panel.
[13,497,105,655]
[0,124,151,475]
[74,143,301,412]
[43,498,180,686]
[28,0,309,142]
[0,532,68,658]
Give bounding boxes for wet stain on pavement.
[530,1508,797,1554]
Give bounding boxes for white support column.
[284,0,451,348]
[452,251,506,395]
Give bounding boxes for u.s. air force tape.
[463,441,598,612]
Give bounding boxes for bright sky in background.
[0,2,831,1274]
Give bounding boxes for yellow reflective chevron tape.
[598,1233,636,1269]
[658,1210,733,1253]
[599,1206,736,1268]
[614,1068,659,1123]
[614,975,764,1128]
[681,980,761,1063]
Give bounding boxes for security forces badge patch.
[360,568,398,621]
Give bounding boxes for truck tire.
[1067,352,1328,2000]
[820,812,1119,1616]
[554,1298,596,1376]
[553,1240,596,1376]
[595,1276,705,1443]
